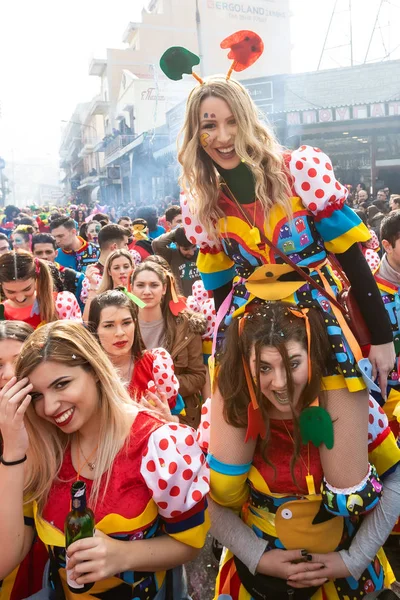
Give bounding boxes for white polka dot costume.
[151,347,180,407]
[140,423,210,519]
[80,272,102,304]
[196,397,211,453]
[289,146,348,216]
[55,291,82,321]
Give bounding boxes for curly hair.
[178,76,292,241]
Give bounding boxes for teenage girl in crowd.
[0,251,82,327]
[132,262,206,428]
[179,75,395,500]
[0,321,209,599]
[202,303,400,599]
[88,289,184,420]
[82,249,135,321]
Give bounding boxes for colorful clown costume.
[182,146,373,394]
[20,413,209,600]
[205,397,400,600]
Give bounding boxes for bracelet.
[0,455,27,466]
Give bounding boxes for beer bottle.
[65,480,95,594]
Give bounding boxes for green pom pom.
[160,46,200,81]
[299,406,334,449]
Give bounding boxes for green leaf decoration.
[299,406,334,449]
[160,47,200,81]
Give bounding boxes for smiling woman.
[0,251,82,327]
[0,321,209,598]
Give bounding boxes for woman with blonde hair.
[82,248,135,322]
[178,74,395,509]
[0,251,82,327]
[0,321,209,599]
[132,261,206,428]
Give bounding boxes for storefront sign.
[286,101,398,127]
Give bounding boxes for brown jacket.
[169,311,207,429]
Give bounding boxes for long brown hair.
[178,76,293,241]
[15,321,137,514]
[0,251,58,323]
[218,303,331,480]
[98,249,135,295]
[131,262,182,351]
[88,288,146,360]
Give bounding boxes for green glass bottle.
[65,480,95,594]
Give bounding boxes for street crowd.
[0,72,399,600]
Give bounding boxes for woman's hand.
[66,530,127,584]
[141,389,179,423]
[287,552,350,588]
[256,549,325,581]
[85,266,100,291]
[369,342,396,399]
[0,377,32,461]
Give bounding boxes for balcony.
[89,95,110,116]
[89,58,107,77]
[104,135,135,164]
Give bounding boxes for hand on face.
[0,376,32,460]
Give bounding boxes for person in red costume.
[0,321,209,599]
[88,288,185,420]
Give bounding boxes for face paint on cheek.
[200,133,210,148]
[203,113,208,118]
[210,113,216,118]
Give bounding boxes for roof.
[283,59,400,112]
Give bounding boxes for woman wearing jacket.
[132,261,206,428]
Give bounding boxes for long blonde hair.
[178,76,292,241]
[15,321,138,514]
[98,249,134,295]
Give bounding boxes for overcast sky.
[0,0,398,169]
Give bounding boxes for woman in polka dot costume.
[178,76,395,504]
[88,289,185,419]
[0,251,82,328]
[204,305,400,600]
[0,321,209,599]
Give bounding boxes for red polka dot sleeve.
[150,347,181,413]
[196,397,211,453]
[289,145,349,216]
[140,423,210,547]
[180,192,219,250]
[367,395,400,478]
[55,291,83,321]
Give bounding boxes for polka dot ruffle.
[151,347,180,405]
[187,280,216,340]
[196,397,211,452]
[368,396,389,443]
[56,291,82,321]
[180,192,219,249]
[289,146,348,215]
[140,422,210,518]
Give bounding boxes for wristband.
[0,454,27,466]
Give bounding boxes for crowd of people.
[0,71,399,600]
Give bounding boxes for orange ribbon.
[239,317,266,442]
